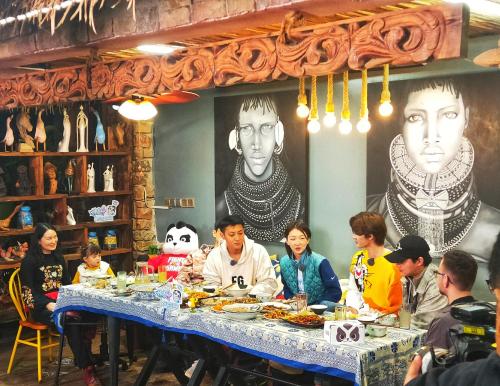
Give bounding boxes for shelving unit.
[0,149,133,273]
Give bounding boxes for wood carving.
[16,111,35,149]
[0,4,465,109]
[2,115,15,151]
[34,109,47,151]
[44,162,58,195]
[0,203,23,232]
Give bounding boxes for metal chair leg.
[37,330,42,383]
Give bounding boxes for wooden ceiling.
[1,0,500,77]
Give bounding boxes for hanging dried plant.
[0,0,136,35]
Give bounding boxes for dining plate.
[284,319,324,328]
[283,314,325,328]
[260,302,292,311]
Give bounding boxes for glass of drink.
[158,265,168,283]
[116,271,127,293]
[399,303,412,329]
[296,292,307,312]
[335,306,346,320]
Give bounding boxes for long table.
[54,284,425,386]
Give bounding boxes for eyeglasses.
[486,279,495,294]
[238,122,276,137]
[434,270,453,284]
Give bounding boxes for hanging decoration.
[356,68,371,133]
[323,73,336,128]
[378,64,393,117]
[307,76,320,133]
[296,77,310,119]
[339,71,352,135]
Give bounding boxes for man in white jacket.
[203,215,277,296]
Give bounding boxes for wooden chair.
[7,268,59,383]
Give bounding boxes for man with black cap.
[385,235,447,329]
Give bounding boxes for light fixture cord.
[309,76,318,119]
[326,73,334,113]
[298,77,307,105]
[360,68,368,119]
[341,71,350,120]
[380,64,391,103]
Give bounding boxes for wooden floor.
[0,321,212,386]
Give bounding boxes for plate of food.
[222,303,260,320]
[184,291,211,300]
[283,312,325,328]
[261,302,292,312]
[263,309,290,320]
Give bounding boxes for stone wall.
[132,120,157,255]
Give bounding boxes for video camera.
[419,301,496,372]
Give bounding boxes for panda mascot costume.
[148,221,199,280]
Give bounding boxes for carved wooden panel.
[0,4,466,109]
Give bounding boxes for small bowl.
[226,287,251,297]
[222,303,259,320]
[255,294,273,302]
[203,285,217,293]
[366,324,387,337]
[309,304,328,315]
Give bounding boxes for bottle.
[18,206,33,229]
[104,230,117,250]
[88,231,99,247]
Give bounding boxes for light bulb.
[378,101,393,117]
[296,104,310,118]
[307,118,321,133]
[356,118,371,133]
[323,112,337,128]
[339,119,352,135]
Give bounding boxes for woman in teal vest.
[280,221,342,311]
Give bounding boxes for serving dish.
[222,303,259,320]
[283,313,325,328]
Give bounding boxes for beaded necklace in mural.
[385,134,480,254]
[224,155,303,242]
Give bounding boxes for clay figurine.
[93,108,106,151]
[34,109,47,151]
[16,111,35,150]
[1,115,15,151]
[87,162,96,193]
[103,165,114,192]
[15,165,32,196]
[67,205,76,225]
[0,167,6,197]
[44,162,58,195]
[64,159,76,194]
[0,203,23,231]
[76,105,89,152]
[58,108,71,152]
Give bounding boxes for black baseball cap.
[385,235,432,265]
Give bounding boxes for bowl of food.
[222,303,259,320]
[225,284,252,297]
[357,312,378,324]
[130,283,162,301]
[309,304,328,315]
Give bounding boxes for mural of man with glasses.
[215,94,305,242]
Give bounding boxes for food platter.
[260,302,292,311]
[263,309,290,320]
[283,313,325,328]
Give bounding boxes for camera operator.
[404,233,500,385]
[424,250,477,351]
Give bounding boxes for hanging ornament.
[379,64,393,117]
[307,76,320,133]
[356,68,371,133]
[339,71,352,135]
[323,73,336,128]
[296,77,310,118]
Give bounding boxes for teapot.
[135,261,154,284]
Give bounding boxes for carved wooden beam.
[0,4,466,110]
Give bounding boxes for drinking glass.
[158,265,168,283]
[335,306,346,320]
[399,303,412,329]
[117,271,127,293]
[296,292,307,312]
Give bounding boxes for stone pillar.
[132,120,158,255]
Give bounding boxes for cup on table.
[116,271,127,293]
[158,265,168,283]
[399,303,412,329]
[335,306,346,320]
[296,292,308,312]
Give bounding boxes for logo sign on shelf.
[88,200,119,222]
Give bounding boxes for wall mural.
[214,91,308,243]
[367,73,500,268]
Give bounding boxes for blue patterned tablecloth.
[54,285,425,386]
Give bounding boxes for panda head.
[162,221,199,254]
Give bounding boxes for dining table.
[54,284,426,386]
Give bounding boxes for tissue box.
[324,320,365,344]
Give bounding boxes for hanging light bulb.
[378,64,393,117]
[323,73,336,128]
[339,71,352,135]
[356,68,371,133]
[296,77,310,118]
[118,96,158,121]
[307,76,320,133]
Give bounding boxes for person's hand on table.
[46,302,56,312]
[404,354,422,385]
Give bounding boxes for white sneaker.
[184,360,199,378]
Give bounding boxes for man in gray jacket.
[385,235,447,329]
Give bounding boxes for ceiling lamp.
[323,73,336,128]
[339,71,352,135]
[117,96,158,121]
[378,64,393,117]
[137,44,183,55]
[296,77,310,118]
[307,76,320,133]
[356,68,371,133]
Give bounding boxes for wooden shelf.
[0,151,129,157]
[0,228,34,237]
[0,194,66,202]
[0,220,131,237]
[63,248,132,262]
[82,219,131,228]
[68,190,132,198]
